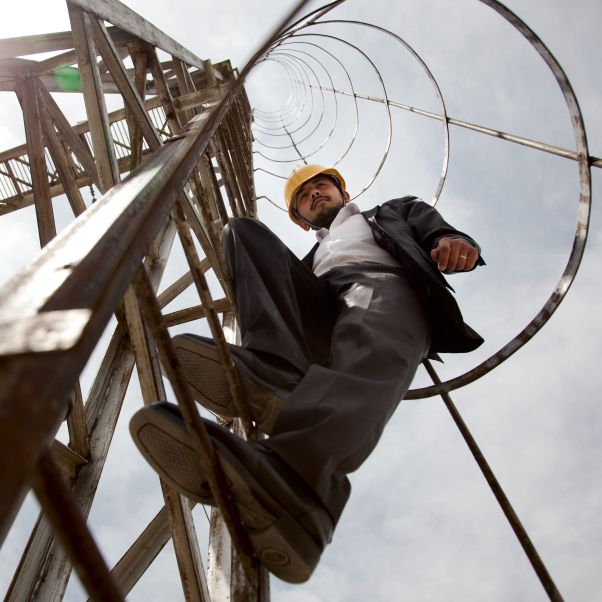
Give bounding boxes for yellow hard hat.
[284,164,346,224]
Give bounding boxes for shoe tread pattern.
[177,345,234,413]
[137,423,215,504]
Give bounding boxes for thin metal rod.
[132,266,259,582]
[31,450,124,602]
[173,202,254,435]
[315,85,601,169]
[423,360,565,602]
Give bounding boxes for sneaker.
[130,401,333,583]
[172,334,286,433]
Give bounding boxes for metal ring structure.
[253,54,320,138]
[254,50,336,154]
[243,0,591,399]
[249,21,450,205]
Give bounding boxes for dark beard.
[311,203,343,229]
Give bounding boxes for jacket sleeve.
[385,197,485,267]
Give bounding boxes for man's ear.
[343,190,350,203]
[298,221,310,231]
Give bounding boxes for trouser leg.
[261,267,431,524]
[221,220,430,526]
[221,217,334,390]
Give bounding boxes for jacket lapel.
[302,242,319,269]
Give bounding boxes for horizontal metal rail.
[307,84,602,168]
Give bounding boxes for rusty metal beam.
[68,0,208,70]
[0,86,250,549]
[90,18,161,152]
[68,3,120,191]
[16,76,57,247]
[31,450,124,602]
[0,27,138,61]
[40,101,88,217]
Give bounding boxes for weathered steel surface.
[0,1,261,599]
[0,309,91,355]
[207,315,271,602]
[68,4,121,192]
[69,0,210,71]
[132,261,259,581]
[16,76,57,247]
[31,450,124,601]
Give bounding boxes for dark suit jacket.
[301,196,484,354]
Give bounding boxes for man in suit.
[130,164,483,583]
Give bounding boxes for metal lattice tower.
[0,1,599,600]
[0,0,270,598]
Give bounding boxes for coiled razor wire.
[244,0,593,402]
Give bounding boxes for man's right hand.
[430,237,479,273]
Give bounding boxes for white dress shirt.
[312,202,401,277]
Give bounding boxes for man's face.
[294,175,350,230]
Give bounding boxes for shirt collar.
[316,202,360,241]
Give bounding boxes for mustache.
[311,196,329,210]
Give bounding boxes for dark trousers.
[222,218,431,525]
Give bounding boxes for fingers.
[432,238,479,272]
[453,245,478,271]
[431,239,450,271]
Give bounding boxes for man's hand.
[431,237,479,273]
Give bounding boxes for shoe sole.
[173,335,284,433]
[130,405,216,504]
[130,405,320,583]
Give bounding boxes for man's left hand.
[431,237,479,273]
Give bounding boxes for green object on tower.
[53,66,81,92]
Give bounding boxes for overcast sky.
[1,1,601,601]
